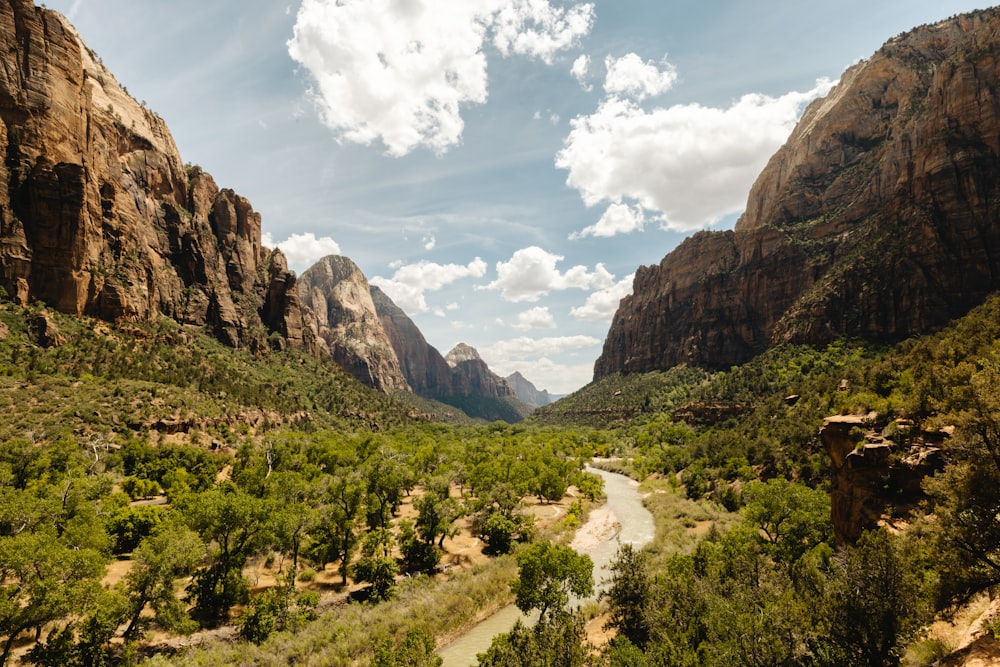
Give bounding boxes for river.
[436,465,655,666]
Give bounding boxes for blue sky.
[46,0,991,394]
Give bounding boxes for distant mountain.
[505,371,555,407]
[596,8,1000,379]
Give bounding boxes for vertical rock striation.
[596,8,1000,379]
[0,1,312,353]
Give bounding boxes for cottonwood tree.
[510,542,593,621]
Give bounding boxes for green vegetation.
[5,288,1000,665]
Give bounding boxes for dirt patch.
[570,505,620,552]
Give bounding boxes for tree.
[121,521,203,639]
[307,471,365,585]
[821,529,929,667]
[510,542,593,620]
[740,478,832,567]
[414,486,464,548]
[477,611,589,667]
[602,543,653,648]
[0,528,106,666]
[178,487,275,626]
[353,528,399,602]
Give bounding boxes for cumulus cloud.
[569,202,646,239]
[571,273,634,321]
[482,335,601,393]
[513,306,557,330]
[571,54,591,90]
[484,246,615,302]
[262,231,341,271]
[603,53,677,101]
[557,77,835,233]
[288,0,594,156]
[371,257,487,314]
[422,235,437,251]
[484,334,600,360]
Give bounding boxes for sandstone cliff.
[505,371,554,407]
[821,414,944,545]
[370,284,454,396]
[298,256,409,392]
[0,1,313,353]
[445,343,517,400]
[596,8,1000,378]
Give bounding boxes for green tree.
[178,487,275,626]
[121,521,203,639]
[353,528,399,602]
[821,529,929,667]
[477,611,589,667]
[602,543,653,648]
[0,528,106,666]
[307,471,365,585]
[510,542,593,620]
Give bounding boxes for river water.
[436,466,655,666]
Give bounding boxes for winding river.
[437,465,655,666]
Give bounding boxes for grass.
[146,557,519,666]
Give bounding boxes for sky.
[45,0,992,395]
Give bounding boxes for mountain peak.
[445,343,481,367]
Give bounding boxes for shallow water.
[436,465,655,666]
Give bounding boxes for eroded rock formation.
[596,8,1000,379]
[821,414,944,545]
[298,256,409,392]
[0,1,311,353]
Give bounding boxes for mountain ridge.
[595,7,1000,379]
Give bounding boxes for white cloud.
[483,335,602,393]
[288,0,594,157]
[513,306,557,330]
[571,54,591,89]
[484,246,615,302]
[491,1,595,63]
[570,202,646,239]
[603,53,677,101]
[262,231,341,271]
[484,334,600,360]
[571,273,634,321]
[556,78,835,233]
[422,234,437,251]
[371,257,487,314]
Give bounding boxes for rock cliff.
[298,256,409,392]
[445,343,517,400]
[821,414,944,545]
[505,371,554,407]
[0,1,313,353]
[370,284,454,396]
[596,8,1000,378]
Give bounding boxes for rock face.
[821,414,944,545]
[505,371,554,407]
[596,8,1000,379]
[370,285,454,396]
[0,1,312,353]
[298,256,409,392]
[445,343,517,400]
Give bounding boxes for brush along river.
[437,465,655,665]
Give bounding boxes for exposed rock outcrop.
[0,1,311,353]
[445,343,516,400]
[596,8,1000,379]
[298,256,409,392]
[505,371,554,407]
[370,285,454,396]
[821,414,945,545]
